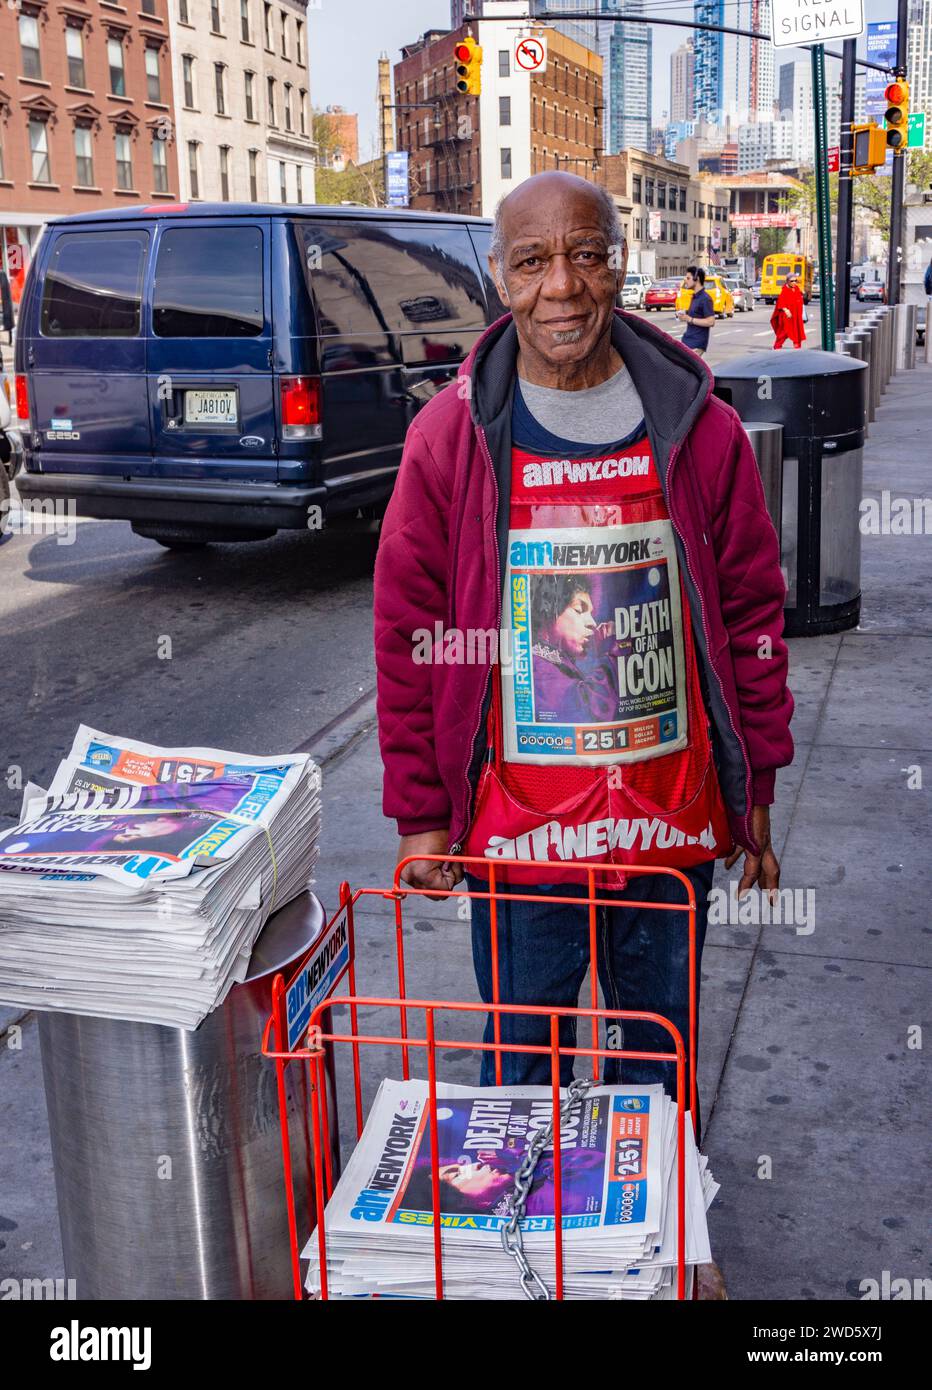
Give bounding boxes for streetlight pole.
[835,38,857,335]
[811,43,836,350]
[887,0,910,305]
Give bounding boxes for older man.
[374,173,793,1287]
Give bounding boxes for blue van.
[15,204,504,548]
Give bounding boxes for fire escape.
[421,91,476,214]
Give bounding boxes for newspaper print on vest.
[501,521,689,767]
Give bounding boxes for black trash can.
[713,350,869,637]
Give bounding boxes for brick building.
[394,11,602,217]
[601,150,732,277]
[0,0,181,297]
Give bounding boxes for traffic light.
[454,36,483,95]
[883,79,909,152]
[850,121,888,174]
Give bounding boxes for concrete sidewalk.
[1,357,929,1301]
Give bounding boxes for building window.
[108,36,126,97]
[244,71,255,121]
[65,24,86,89]
[74,125,94,187]
[283,81,292,131]
[19,13,42,80]
[679,187,687,212]
[658,182,666,209]
[295,18,303,65]
[152,135,169,192]
[499,95,511,126]
[298,88,306,136]
[498,50,509,78]
[187,141,199,198]
[141,0,155,12]
[279,159,287,202]
[115,131,133,189]
[248,148,258,201]
[182,55,195,108]
[296,162,303,202]
[145,47,161,104]
[632,174,642,201]
[645,178,654,207]
[29,118,50,182]
[179,0,189,20]
[211,0,222,35]
[279,9,287,57]
[214,63,226,115]
[219,145,230,200]
[267,75,276,126]
[500,147,512,180]
[240,0,250,42]
[264,2,273,50]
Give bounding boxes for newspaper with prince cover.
[500,521,689,767]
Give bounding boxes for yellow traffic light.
[883,79,909,152]
[850,121,889,174]
[454,37,483,95]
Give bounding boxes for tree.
[851,150,932,246]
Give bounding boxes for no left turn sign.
[514,34,547,72]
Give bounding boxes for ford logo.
[239,436,264,448]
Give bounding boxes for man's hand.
[724,805,780,899]
[397,830,465,898]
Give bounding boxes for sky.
[308,1,901,160]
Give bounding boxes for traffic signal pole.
[886,0,910,306]
[835,38,857,335]
[811,44,835,351]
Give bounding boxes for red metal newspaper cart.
[261,856,702,1301]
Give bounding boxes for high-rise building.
[907,0,932,149]
[599,3,652,154]
[671,39,695,124]
[749,0,775,121]
[777,56,841,164]
[694,0,724,119]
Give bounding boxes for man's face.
[684,271,697,291]
[491,181,623,368]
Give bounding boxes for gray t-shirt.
[517,364,645,446]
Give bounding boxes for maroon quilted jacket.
[374,309,794,856]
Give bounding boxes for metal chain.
[500,1077,593,1301]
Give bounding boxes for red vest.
[463,434,731,883]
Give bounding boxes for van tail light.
[15,374,29,422]
[279,375,321,441]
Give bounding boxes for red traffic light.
[885,82,906,105]
[454,42,471,63]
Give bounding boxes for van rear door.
[27,225,152,476]
[146,218,275,480]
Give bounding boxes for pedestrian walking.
[771,269,806,349]
[675,265,716,358]
[374,173,793,1298]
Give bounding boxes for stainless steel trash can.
[39,890,333,1300]
[714,350,869,636]
[741,422,783,548]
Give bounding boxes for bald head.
[489,172,625,275]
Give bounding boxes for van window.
[301,221,486,345]
[41,231,148,337]
[467,224,507,318]
[153,226,263,337]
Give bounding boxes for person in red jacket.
[771,269,806,349]
[374,173,793,1295]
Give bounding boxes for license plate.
[183,389,237,425]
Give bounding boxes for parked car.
[811,273,821,300]
[619,271,653,309]
[676,274,735,319]
[752,279,764,300]
[643,278,679,311]
[721,277,754,312]
[14,204,507,548]
[856,278,886,303]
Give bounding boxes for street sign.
[827,145,840,173]
[908,112,926,149]
[514,33,547,72]
[769,0,864,49]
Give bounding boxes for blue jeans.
[468,860,714,1136]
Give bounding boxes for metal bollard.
[905,305,917,369]
[840,335,869,430]
[847,330,875,422]
[891,303,906,372]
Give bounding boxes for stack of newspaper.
[0,726,321,1029]
[303,1079,718,1300]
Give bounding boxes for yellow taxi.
[675,274,735,319]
